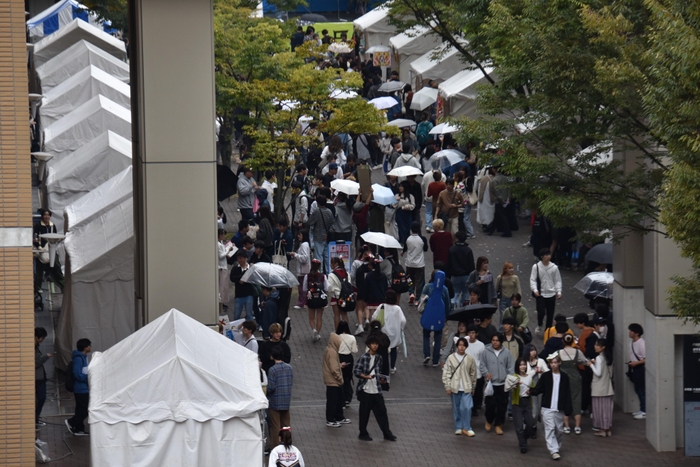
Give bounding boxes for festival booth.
[43,94,131,163]
[26,0,105,42]
[55,167,135,367]
[437,67,494,118]
[409,41,466,90]
[33,18,127,67]
[88,308,268,467]
[40,65,131,128]
[354,3,397,53]
[389,26,443,84]
[45,131,132,233]
[36,40,130,91]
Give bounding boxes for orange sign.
[373,51,391,67]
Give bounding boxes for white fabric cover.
[36,40,130,91]
[390,26,443,84]
[438,67,494,118]
[43,94,131,164]
[45,131,132,233]
[354,2,397,51]
[91,416,263,467]
[409,41,466,89]
[55,167,134,366]
[27,0,102,40]
[89,308,268,423]
[41,65,131,128]
[33,19,126,67]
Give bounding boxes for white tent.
[43,94,131,164]
[89,308,267,467]
[45,131,132,233]
[26,0,103,41]
[40,65,131,128]
[409,41,466,90]
[36,40,130,91]
[33,19,127,68]
[438,67,494,118]
[354,2,397,52]
[56,167,135,367]
[389,26,443,84]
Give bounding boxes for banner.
[373,51,391,67]
[328,241,352,272]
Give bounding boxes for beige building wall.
[0,1,39,464]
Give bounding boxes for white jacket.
[373,304,406,349]
[529,261,562,298]
[295,242,311,276]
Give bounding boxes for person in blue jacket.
[65,338,91,436]
[420,270,451,366]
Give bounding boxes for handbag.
[375,304,385,327]
[626,344,643,382]
[272,242,287,267]
[531,264,541,299]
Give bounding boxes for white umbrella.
[429,149,466,167]
[241,263,299,288]
[388,166,423,177]
[361,232,402,249]
[328,42,352,54]
[331,179,360,195]
[370,183,396,206]
[378,81,406,93]
[429,122,460,134]
[574,271,614,299]
[369,96,399,110]
[329,89,358,99]
[386,118,416,129]
[410,87,438,111]
[365,45,391,54]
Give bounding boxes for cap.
[329,162,338,170]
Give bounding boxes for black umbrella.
[300,13,328,22]
[217,164,238,201]
[585,243,613,265]
[447,304,497,322]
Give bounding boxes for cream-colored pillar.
[130,0,219,325]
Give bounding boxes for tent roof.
[389,25,432,51]
[409,41,465,76]
[33,19,126,67]
[41,65,130,128]
[438,67,494,99]
[27,0,102,40]
[36,40,130,91]
[89,308,268,424]
[354,2,394,34]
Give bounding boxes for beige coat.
[323,333,344,387]
[442,352,477,394]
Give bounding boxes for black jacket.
[530,370,573,416]
[250,252,271,264]
[446,243,475,278]
[230,265,256,298]
[258,340,291,374]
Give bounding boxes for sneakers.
[563,427,571,434]
[535,326,542,335]
[634,412,646,420]
[326,421,341,428]
[65,420,89,436]
[363,319,370,330]
[408,294,415,305]
[312,329,320,342]
[354,323,364,336]
[463,430,475,437]
[495,425,504,435]
[293,305,302,309]
[594,431,607,437]
[426,227,434,233]
[338,418,352,424]
[592,427,601,432]
[74,431,89,437]
[574,426,582,435]
[521,448,528,454]
[36,420,46,427]
[432,363,440,367]
[384,434,397,441]
[455,429,462,435]
[358,434,373,441]
[390,367,397,374]
[423,357,431,365]
[552,453,561,460]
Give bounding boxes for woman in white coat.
[372,289,406,375]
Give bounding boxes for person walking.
[446,231,476,307]
[480,333,515,435]
[394,181,416,245]
[467,256,497,306]
[628,323,646,419]
[420,270,450,366]
[559,334,588,435]
[372,290,406,374]
[303,259,328,342]
[354,335,397,441]
[323,333,350,427]
[502,293,530,341]
[505,357,537,453]
[496,262,521,322]
[590,338,614,437]
[436,178,464,237]
[266,346,294,449]
[291,229,311,309]
[530,248,562,334]
[35,327,53,429]
[268,427,305,467]
[524,343,549,421]
[328,256,353,329]
[442,337,478,437]
[403,222,428,306]
[65,338,91,436]
[336,321,358,407]
[308,194,335,274]
[465,324,486,416]
[429,219,453,266]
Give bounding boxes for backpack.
[65,357,76,392]
[306,273,328,309]
[390,261,412,294]
[333,271,356,312]
[416,121,433,147]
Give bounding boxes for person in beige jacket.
[323,333,350,427]
[442,337,478,436]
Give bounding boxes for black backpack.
[333,271,356,312]
[65,357,76,392]
[306,273,328,309]
[390,261,412,294]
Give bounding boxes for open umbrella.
[585,243,613,265]
[429,122,460,135]
[429,149,466,168]
[370,183,396,206]
[300,13,328,22]
[328,42,352,54]
[388,166,422,177]
[331,179,360,195]
[361,232,402,249]
[410,87,438,111]
[369,96,399,110]
[378,81,406,93]
[216,164,238,201]
[329,89,358,99]
[574,271,613,300]
[386,118,417,129]
[241,263,299,288]
[447,304,497,322]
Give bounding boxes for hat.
[594,317,607,325]
[329,162,338,170]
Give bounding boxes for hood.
[327,332,342,352]
[399,153,414,162]
[72,350,86,360]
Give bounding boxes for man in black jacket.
[529,354,572,461]
[230,250,255,321]
[446,231,476,307]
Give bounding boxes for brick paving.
[35,167,700,465]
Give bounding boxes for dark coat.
[530,370,573,416]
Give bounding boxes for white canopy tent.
[26,0,103,41]
[89,308,268,467]
[409,41,466,90]
[45,131,132,233]
[56,166,135,368]
[354,2,397,53]
[33,18,127,67]
[43,94,131,164]
[438,67,494,118]
[36,40,130,91]
[389,26,443,84]
[40,65,131,128]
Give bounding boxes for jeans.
[314,240,329,274]
[633,365,646,412]
[423,329,443,364]
[536,295,557,328]
[451,392,474,431]
[485,383,508,426]
[425,201,433,228]
[68,392,89,432]
[513,398,536,449]
[462,203,475,237]
[234,295,254,320]
[358,391,393,438]
[36,380,47,424]
[451,275,469,307]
